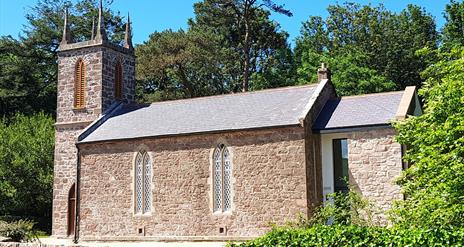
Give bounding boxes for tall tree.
[189,0,293,92]
[137,0,295,101]
[0,0,125,117]
[295,3,438,96]
[136,29,228,102]
[442,0,464,47]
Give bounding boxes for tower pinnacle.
[95,0,107,42]
[61,8,71,45]
[124,13,133,50]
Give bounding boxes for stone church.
[52,2,422,242]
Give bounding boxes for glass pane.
[333,139,349,193]
[213,147,222,212]
[143,152,152,213]
[223,148,232,211]
[135,153,143,214]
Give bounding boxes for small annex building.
[52,2,422,242]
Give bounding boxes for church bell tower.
[52,0,135,237]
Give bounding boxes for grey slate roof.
[313,91,404,131]
[79,85,317,143]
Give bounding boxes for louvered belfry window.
[114,61,123,100]
[74,59,86,108]
[213,144,232,212]
[135,151,152,214]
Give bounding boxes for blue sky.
[0,0,452,46]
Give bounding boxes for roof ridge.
[144,84,318,106]
[340,90,404,99]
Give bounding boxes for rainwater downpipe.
[74,144,81,243]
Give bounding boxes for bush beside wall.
[228,225,464,247]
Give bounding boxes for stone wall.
[53,42,135,237]
[77,127,310,240]
[57,45,135,124]
[52,124,85,237]
[101,47,136,110]
[347,128,403,224]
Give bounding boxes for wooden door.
[67,183,76,236]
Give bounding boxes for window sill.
[133,212,152,217]
[212,211,233,216]
[73,107,87,112]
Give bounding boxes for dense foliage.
[136,29,229,101]
[297,188,376,228]
[227,225,464,247]
[229,186,464,246]
[0,113,54,232]
[0,220,36,242]
[294,3,438,96]
[391,47,464,229]
[442,0,464,47]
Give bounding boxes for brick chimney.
[317,63,331,82]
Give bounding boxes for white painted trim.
[321,133,349,202]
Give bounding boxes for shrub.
[0,220,36,242]
[227,225,464,247]
[391,47,464,229]
[291,184,378,229]
[0,113,54,233]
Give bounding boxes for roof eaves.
[313,123,391,134]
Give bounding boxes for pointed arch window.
[213,144,232,212]
[114,61,123,100]
[135,151,152,214]
[74,59,86,108]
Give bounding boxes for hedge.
[228,225,464,247]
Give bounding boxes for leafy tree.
[295,3,438,96]
[189,0,293,92]
[0,37,55,116]
[137,0,295,101]
[296,49,395,96]
[136,29,228,102]
[392,47,464,229]
[442,0,464,47]
[0,113,54,229]
[0,0,125,118]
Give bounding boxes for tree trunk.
[242,1,251,92]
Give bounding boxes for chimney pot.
[317,62,331,82]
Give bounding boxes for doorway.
[321,134,349,201]
[67,183,76,236]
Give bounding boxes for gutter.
[77,123,301,145]
[313,123,391,134]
